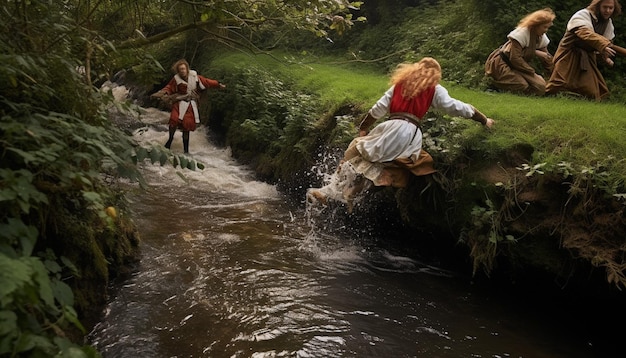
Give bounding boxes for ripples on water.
[88,103,606,357]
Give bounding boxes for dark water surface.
[88,106,613,357]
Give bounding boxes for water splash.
[305,153,373,222]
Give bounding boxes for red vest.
[389,84,436,119]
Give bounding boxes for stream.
[87,100,617,357]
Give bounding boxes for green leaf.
[0,188,17,201]
[30,259,56,309]
[0,255,33,303]
[15,333,55,354]
[149,149,160,164]
[159,152,168,166]
[82,191,103,208]
[51,280,75,307]
[61,305,84,333]
[0,219,38,256]
[43,258,62,274]
[136,147,148,162]
[60,256,80,278]
[0,310,18,336]
[179,155,188,169]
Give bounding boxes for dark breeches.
[165,127,190,153]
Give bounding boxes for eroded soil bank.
[203,99,626,296]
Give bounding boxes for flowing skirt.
[346,120,435,186]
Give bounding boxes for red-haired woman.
[308,58,494,210]
[485,8,556,96]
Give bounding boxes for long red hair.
[517,8,556,29]
[389,57,441,99]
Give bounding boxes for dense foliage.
[2,0,625,355]
[302,0,626,100]
[0,1,149,356]
[0,0,370,355]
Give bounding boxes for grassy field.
[211,52,626,193]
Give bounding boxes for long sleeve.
[430,85,474,118]
[161,77,178,95]
[536,47,554,74]
[198,75,221,89]
[368,86,394,119]
[507,40,537,75]
[573,26,612,52]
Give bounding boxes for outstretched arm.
[198,75,226,89]
[432,85,494,128]
[471,107,495,128]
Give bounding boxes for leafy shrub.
[0,1,146,355]
[302,0,626,101]
[209,65,326,183]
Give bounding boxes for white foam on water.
[100,83,279,200]
[133,125,278,198]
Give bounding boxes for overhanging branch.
[116,22,206,50]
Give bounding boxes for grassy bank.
[211,51,626,192]
[206,51,626,287]
[212,52,389,108]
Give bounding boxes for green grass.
[211,51,390,109]
[455,87,626,173]
[212,52,626,189]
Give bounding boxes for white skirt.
[352,120,422,184]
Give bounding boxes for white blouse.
[369,84,475,120]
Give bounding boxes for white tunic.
[567,9,615,40]
[356,84,475,164]
[174,70,206,123]
[507,27,551,49]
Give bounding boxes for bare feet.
[307,189,328,205]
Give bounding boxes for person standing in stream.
[151,59,226,153]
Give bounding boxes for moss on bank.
[202,51,626,291]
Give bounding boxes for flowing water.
[88,98,616,357]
